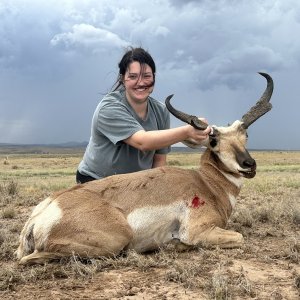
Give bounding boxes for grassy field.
[0,149,299,299]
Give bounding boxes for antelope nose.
[243,159,256,168]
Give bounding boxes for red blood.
[191,195,205,208]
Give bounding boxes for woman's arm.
[152,153,167,168]
[124,125,211,152]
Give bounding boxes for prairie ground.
[0,149,299,299]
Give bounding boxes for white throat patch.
[221,171,243,189]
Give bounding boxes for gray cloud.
[0,0,299,149]
[50,24,129,53]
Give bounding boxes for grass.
[0,149,299,299]
[0,180,19,196]
[1,207,17,219]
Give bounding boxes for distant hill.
[0,141,88,155]
[0,142,201,155]
[0,142,292,155]
[0,141,88,148]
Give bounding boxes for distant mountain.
[0,141,88,148]
[0,142,288,153]
[0,141,89,154]
[46,141,89,148]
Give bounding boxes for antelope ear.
[209,137,218,148]
[208,127,219,148]
[182,126,219,149]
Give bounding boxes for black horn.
[241,72,274,129]
[165,95,208,130]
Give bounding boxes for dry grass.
[0,150,299,299]
[1,207,17,219]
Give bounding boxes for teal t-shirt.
[78,88,170,179]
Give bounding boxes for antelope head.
[165,72,274,179]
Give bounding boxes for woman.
[76,47,211,183]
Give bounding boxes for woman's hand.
[184,117,211,144]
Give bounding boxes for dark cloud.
[0,0,299,149]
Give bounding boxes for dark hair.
[112,47,156,91]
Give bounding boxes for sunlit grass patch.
[243,173,300,196]
[167,152,200,167]
[258,164,300,172]
[243,178,273,194]
[285,180,300,189]
[0,169,76,179]
[22,177,76,193]
[167,159,182,166]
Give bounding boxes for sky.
[0,0,299,150]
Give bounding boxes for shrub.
[167,160,182,166]
[1,207,17,219]
[7,180,19,196]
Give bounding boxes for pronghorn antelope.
[16,73,273,265]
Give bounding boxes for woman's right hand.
[185,122,212,144]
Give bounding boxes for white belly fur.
[127,201,189,252]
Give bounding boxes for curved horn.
[165,95,208,130]
[241,72,274,129]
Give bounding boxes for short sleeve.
[96,102,143,145]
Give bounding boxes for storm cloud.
[0,0,299,149]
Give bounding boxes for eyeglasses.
[125,73,154,82]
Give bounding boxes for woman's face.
[123,61,154,105]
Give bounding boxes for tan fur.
[16,121,254,265]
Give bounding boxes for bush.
[1,207,17,219]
